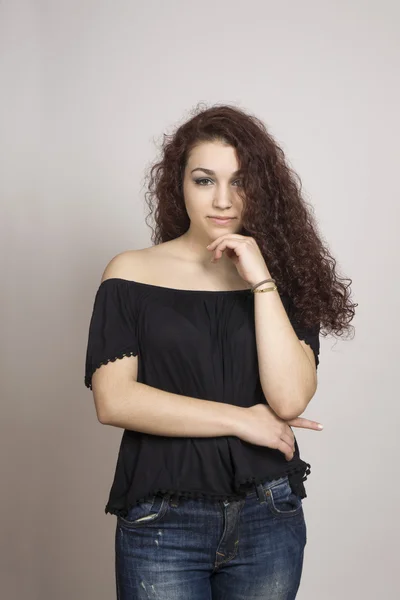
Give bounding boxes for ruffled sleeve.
[282,295,320,369]
[84,278,138,390]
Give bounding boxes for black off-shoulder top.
[84,277,320,518]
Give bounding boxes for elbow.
[93,380,137,426]
[92,390,114,425]
[277,391,317,421]
[268,379,317,421]
[97,411,111,425]
[277,405,306,421]
[269,396,309,421]
[95,401,112,424]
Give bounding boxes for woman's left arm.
[206,233,318,422]
[253,285,318,421]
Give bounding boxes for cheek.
[185,204,204,222]
[183,189,207,219]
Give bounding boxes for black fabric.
[84,277,320,518]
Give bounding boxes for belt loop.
[170,492,180,508]
[255,482,266,504]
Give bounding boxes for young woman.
[84,103,356,599]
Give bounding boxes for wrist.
[227,405,248,437]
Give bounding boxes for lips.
[208,217,235,223]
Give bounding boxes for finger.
[213,239,243,259]
[213,245,226,260]
[287,417,324,430]
[280,431,295,452]
[207,236,231,250]
[277,438,294,461]
[207,234,246,250]
[283,424,295,444]
[212,244,228,261]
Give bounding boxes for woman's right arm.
[91,356,322,461]
[92,356,244,438]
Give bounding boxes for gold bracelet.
[251,278,275,292]
[253,285,278,293]
[251,278,277,293]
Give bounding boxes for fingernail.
[317,424,324,429]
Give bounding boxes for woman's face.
[182,141,245,240]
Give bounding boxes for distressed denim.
[115,475,307,599]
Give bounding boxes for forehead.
[187,141,240,171]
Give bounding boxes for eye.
[194,178,243,187]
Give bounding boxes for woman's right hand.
[236,403,323,461]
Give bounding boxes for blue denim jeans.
[115,475,307,599]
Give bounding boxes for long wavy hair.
[143,102,357,338]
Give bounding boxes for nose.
[212,185,233,209]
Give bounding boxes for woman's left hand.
[206,234,272,288]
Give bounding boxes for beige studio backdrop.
[1,0,399,599]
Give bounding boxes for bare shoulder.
[100,245,169,283]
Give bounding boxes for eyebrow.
[191,167,243,176]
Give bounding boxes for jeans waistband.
[168,475,289,508]
[240,475,288,503]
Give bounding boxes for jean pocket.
[265,477,303,518]
[117,494,170,528]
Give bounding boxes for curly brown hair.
[143,102,357,339]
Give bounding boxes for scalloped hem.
[85,350,138,390]
[105,462,311,518]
